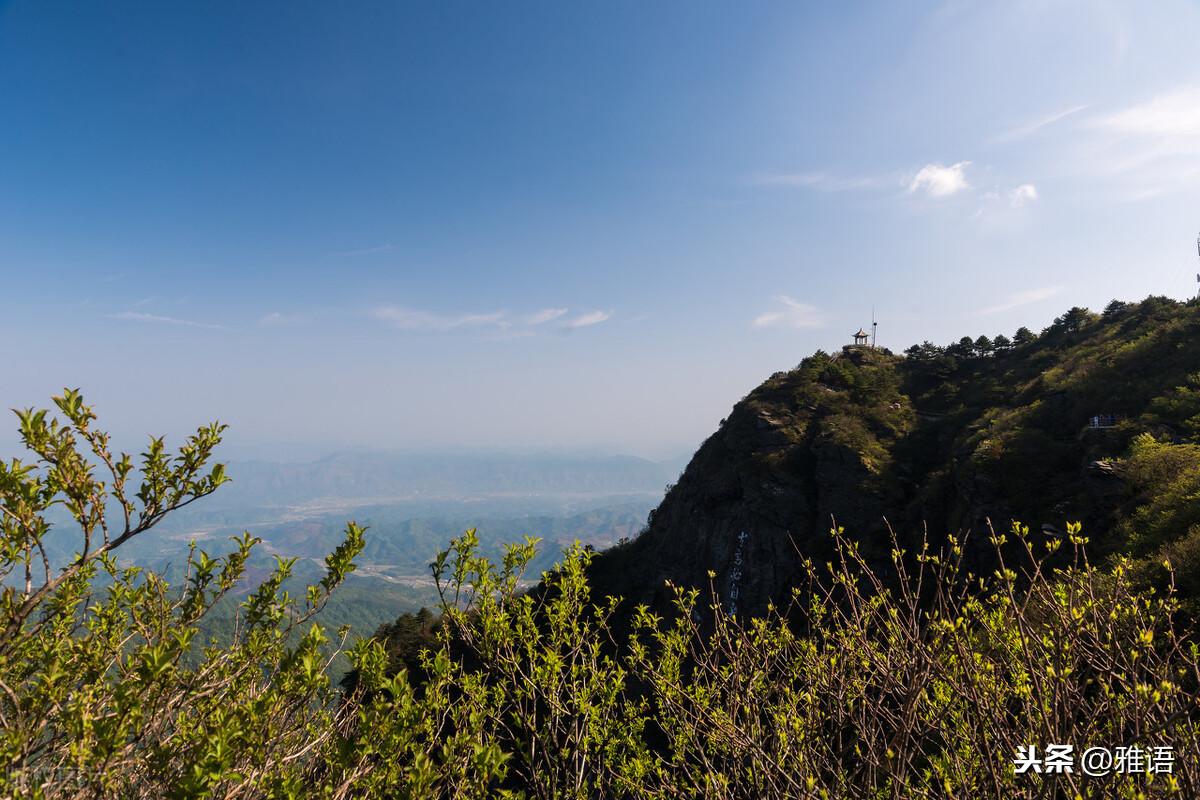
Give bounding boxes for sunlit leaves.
[1,392,365,798]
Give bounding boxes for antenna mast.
[1196,232,1199,299]
[871,306,877,349]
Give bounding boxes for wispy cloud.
[752,296,824,329]
[259,311,306,327]
[760,160,1040,224]
[107,311,225,329]
[979,286,1063,315]
[370,305,613,334]
[1007,184,1038,207]
[1066,87,1200,197]
[1092,88,1200,138]
[908,162,971,198]
[972,183,1040,223]
[989,104,1089,144]
[371,306,507,332]
[751,171,888,192]
[525,308,569,325]
[564,310,612,329]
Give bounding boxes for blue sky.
[3,1,1200,459]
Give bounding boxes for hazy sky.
[3,1,1200,459]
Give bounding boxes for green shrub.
[0,391,365,798]
[5,392,1200,798]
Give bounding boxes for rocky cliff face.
[588,297,1200,618]
[589,346,911,618]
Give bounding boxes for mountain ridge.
[588,296,1200,617]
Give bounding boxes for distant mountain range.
[200,452,686,509]
[57,450,682,669]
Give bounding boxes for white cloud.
[1008,184,1039,207]
[525,307,569,325]
[371,306,507,332]
[107,311,225,329]
[564,310,612,329]
[752,296,824,329]
[978,286,1063,315]
[908,162,971,197]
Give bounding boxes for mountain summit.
[589,296,1200,616]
